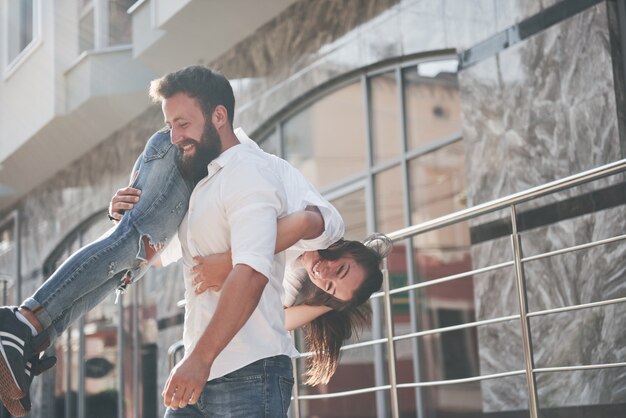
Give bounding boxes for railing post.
[510,205,540,418]
[382,258,400,418]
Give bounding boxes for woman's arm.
[284,304,332,331]
[192,208,324,293]
[275,206,324,253]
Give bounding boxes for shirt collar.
[205,128,258,177]
[234,127,261,150]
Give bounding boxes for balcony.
[0,46,155,210]
[128,0,297,75]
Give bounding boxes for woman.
[190,211,391,386]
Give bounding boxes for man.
[0,65,344,417]
[148,66,302,417]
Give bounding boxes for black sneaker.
[0,307,48,405]
[0,353,56,417]
[0,353,56,416]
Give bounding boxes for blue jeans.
[165,355,294,418]
[22,130,193,343]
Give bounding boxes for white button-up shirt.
[162,129,344,381]
[235,129,345,307]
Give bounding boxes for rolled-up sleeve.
[223,162,286,280]
[290,190,345,253]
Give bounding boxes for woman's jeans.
[164,355,294,418]
[22,130,193,343]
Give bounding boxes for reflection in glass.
[79,6,95,53]
[283,81,367,188]
[409,140,468,264]
[374,164,405,234]
[370,71,401,164]
[108,0,134,46]
[259,128,279,156]
[330,189,367,241]
[49,217,123,417]
[295,343,387,418]
[404,60,462,150]
[299,388,389,418]
[7,0,34,62]
[0,220,16,305]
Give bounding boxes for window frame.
[2,0,43,80]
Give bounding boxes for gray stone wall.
[458,2,626,411]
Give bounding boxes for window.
[78,0,134,54]
[254,55,470,417]
[370,71,401,164]
[0,216,17,305]
[282,80,367,188]
[79,1,95,52]
[4,0,39,71]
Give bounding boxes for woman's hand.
[191,252,233,294]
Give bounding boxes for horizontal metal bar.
[297,337,388,358]
[522,234,626,263]
[534,362,626,373]
[301,314,520,357]
[393,314,520,342]
[397,370,526,388]
[527,296,626,318]
[297,384,392,400]
[386,159,626,242]
[293,362,626,402]
[297,370,528,401]
[371,260,513,299]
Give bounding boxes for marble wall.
[459,1,626,411]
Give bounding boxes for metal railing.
[167,159,626,417]
[290,158,626,418]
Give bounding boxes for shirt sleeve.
[289,189,345,253]
[282,262,307,307]
[223,158,286,280]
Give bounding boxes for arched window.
[255,54,478,417]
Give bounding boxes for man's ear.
[212,105,229,129]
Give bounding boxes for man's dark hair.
[149,65,235,126]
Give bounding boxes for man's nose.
[170,128,182,145]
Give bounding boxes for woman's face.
[300,251,367,301]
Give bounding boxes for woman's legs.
[21,217,144,342]
[0,129,191,414]
[24,129,191,343]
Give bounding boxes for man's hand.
[108,186,141,221]
[162,351,211,410]
[191,253,233,294]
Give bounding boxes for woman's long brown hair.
[296,239,384,386]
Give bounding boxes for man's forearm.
[191,264,268,364]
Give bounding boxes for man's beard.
[176,122,222,183]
